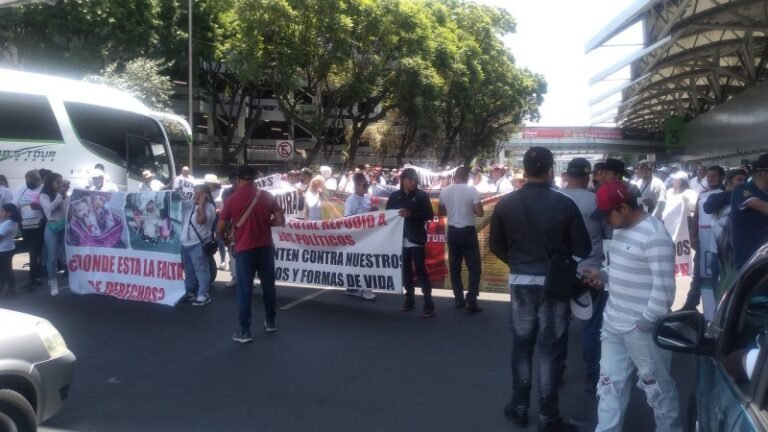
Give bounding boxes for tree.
[84,58,174,110]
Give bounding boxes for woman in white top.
[303,175,326,221]
[180,184,217,306]
[343,173,378,301]
[0,203,21,298]
[39,172,70,296]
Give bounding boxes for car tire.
[0,389,36,432]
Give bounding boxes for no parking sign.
[276,140,294,159]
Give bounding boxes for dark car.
[654,244,768,431]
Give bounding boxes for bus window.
[64,102,170,183]
[0,92,62,141]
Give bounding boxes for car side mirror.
[653,311,713,355]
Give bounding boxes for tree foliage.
[84,58,174,110]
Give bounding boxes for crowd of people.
[1,149,767,431]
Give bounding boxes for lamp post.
[188,0,194,169]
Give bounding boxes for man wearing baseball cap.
[582,180,681,431]
[490,147,591,431]
[730,153,768,268]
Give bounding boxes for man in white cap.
[173,166,197,200]
[320,166,337,191]
[87,167,118,192]
[140,170,165,192]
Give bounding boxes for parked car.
[654,244,768,431]
[0,308,76,432]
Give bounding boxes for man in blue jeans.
[217,165,285,343]
[490,147,591,432]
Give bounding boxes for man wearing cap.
[632,160,667,219]
[439,166,484,313]
[217,165,285,343]
[582,181,681,432]
[140,170,165,192]
[87,168,118,192]
[173,166,197,200]
[730,153,768,269]
[490,147,591,431]
[559,158,608,394]
[490,164,513,193]
[386,167,436,318]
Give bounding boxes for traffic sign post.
[276,140,294,159]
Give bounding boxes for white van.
[0,69,190,192]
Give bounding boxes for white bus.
[0,69,190,192]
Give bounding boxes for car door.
[700,255,768,431]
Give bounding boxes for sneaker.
[421,305,435,318]
[49,280,59,297]
[232,329,253,343]
[181,292,195,303]
[400,299,415,312]
[217,262,227,271]
[225,279,237,288]
[345,288,362,297]
[503,402,528,428]
[361,290,376,301]
[466,303,483,314]
[193,295,211,306]
[264,318,277,333]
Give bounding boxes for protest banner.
[272,210,404,291]
[65,189,185,306]
[662,193,695,277]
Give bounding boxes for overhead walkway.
[500,127,665,158]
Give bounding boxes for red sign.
[521,127,624,140]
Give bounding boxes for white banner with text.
[272,210,404,291]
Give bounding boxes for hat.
[636,160,653,169]
[236,165,255,180]
[570,290,593,320]
[752,153,768,171]
[590,180,635,221]
[523,147,554,174]
[91,169,105,178]
[142,170,153,179]
[203,174,219,184]
[656,166,670,174]
[603,158,625,176]
[513,172,525,181]
[566,158,592,177]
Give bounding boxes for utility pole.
[188,0,194,169]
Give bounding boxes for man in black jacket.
[386,168,436,318]
[490,147,591,432]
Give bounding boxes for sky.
[477,0,643,127]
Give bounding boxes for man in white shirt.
[140,170,165,192]
[490,164,513,193]
[173,166,197,200]
[440,167,484,312]
[469,167,492,193]
[320,166,338,191]
[87,169,119,192]
[344,173,377,301]
[690,164,708,194]
[632,160,666,219]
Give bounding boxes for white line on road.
[280,289,329,310]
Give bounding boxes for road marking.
[280,289,328,310]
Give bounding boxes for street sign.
[276,140,294,159]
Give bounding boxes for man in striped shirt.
[583,180,682,432]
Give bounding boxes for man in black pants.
[387,168,435,318]
[490,147,591,432]
[13,169,44,290]
[439,166,484,312]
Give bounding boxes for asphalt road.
[3,261,696,432]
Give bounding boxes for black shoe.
[264,318,277,333]
[180,292,195,303]
[400,298,415,312]
[454,299,466,309]
[22,280,40,292]
[503,402,528,428]
[232,329,253,343]
[539,418,579,432]
[421,306,435,318]
[466,303,483,313]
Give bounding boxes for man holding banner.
[386,168,435,318]
[217,165,285,344]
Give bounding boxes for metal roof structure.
[588,0,768,131]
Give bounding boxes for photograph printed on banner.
[67,189,127,249]
[124,191,181,253]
